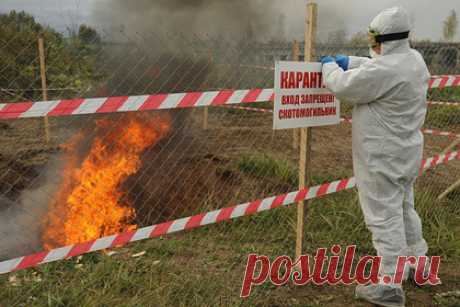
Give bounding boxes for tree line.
[0,11,104,103]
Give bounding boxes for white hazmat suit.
[322,7,430,279]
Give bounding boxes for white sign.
[273,61,340,130]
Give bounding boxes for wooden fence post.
[203,106,209,130]
[295,1,317,264]
[438,138,460,199]
[292,40,300,149]
[38,37,50,143]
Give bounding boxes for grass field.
[0,101,459,306]
[0,187,459,306]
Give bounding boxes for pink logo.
[240,245,441,298]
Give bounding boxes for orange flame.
[42,114,170,249]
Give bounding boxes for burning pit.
[42,114,171,249]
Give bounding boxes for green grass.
[238,153,298,186]
[0,186,458,306]
[429,87,460,103]
[216,102,272,116]
[425,87,460,128]
[425,105,460,129]
[416,190,460,260]
[237,153,350,190]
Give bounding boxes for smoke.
[93,0,284,41]
[90,0,365,43]
[0,159,63,260]
[88,0,443,43]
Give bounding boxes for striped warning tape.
[429,75,460,94]
[224,103,460,116]
[0,89,274,120]
[340,117,460,138]
[429,75,460,89]
[238,64,275,71]
[0,75,458,120]
[223,105,273,113]
[1,150,459,275]
[422,129,460,139]
[421,150,460,171]
[427,101,460,107]
[216,64,275,71]
[223,107,460,139]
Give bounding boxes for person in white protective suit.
[321,7,431,307]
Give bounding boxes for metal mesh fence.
[0,16,460,306]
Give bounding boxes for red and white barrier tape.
[429,75,460,89]
[338,117,352,124]
[1,150,459,275]
[0,89,274,120]
[421,150,460,171]
[340,117,460,139]
[223,105,273,113]
[239,64,275,71]
[0,76,458,120]
[0,177,355,275]
[427,101,460,107]
[224,103,460,117]
[422,129,460,139]
[215,64,275,71]
[223,108,460,139]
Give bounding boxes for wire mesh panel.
[0,11,460,306]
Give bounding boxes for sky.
[0,0,458,41]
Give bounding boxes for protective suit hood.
[369,7,411,56]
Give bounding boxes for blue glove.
[320,56,335,65]
[335,55,349,71]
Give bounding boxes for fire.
[42,114,170,249]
